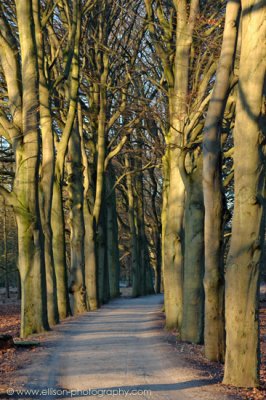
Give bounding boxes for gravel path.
[9,295,237,400]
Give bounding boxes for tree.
[145,0,198,329]
[144,1,223,339]
[223,0,266,387]
[0,0,49,337]
[33,0,59,328]
[203,0,241,361]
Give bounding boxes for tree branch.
[104,136,128,171]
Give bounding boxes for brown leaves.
[0,303,20,338]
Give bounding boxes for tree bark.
[181,152,204,344]
[33,0,59,327]
[106,166,120,299]
[51,0,81,319]
[15,0,48,337]
[67,122,87,314]
[97,204,109,304]
[203,0,241,361]
[51,179,71,319]
[223,0,266,387]
[79,104,98,311]
[161,0,199,329]
[126,155,141,297]
[163,92,185,329]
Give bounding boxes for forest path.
[12,295,236,400]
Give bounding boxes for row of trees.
[144,0,265,387]
[0,0,158,335]
[0,0,265,389]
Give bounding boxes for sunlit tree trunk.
[180,152,204,344]
[51,0,81,319]
[79,104,98,311]
[67,121,87,314]
[84,197,98,310]
[145,0,199,328]
[93,47,109,305]
[51,179,70,319]
[14,0,48,337]
[161,152,169,296]
[33,0,59,327]
[163,111,185,328]
[94,78,109,304]
[203,0,240,361]
[223,0,266,387]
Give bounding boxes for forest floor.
[0,290,265,400]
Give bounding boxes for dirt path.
[5,295,240,399]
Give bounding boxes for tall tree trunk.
[135,152,154,296]
[161,152,169,296]
[126,155,140,297]
[52,179,71,319]
[223,0,266,387]
[162,0,199,329]
[97,203,109,304]
[67,122,87,314]
[149,167,162,294]
[79,104,98,311]
[33,0,59,327]
[51,0,81,319]
[163,95,185,328]
[15,0,48,337]
[84,199,98,310]
[203,0,240,361]
[106,166,120,299]
[181,152,204,344]
[93,54,108,305]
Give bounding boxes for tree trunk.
[163,116,185,328]
[93,59,108,305]
[97,204,109,305]
[135,152,154,296]
[51,178,71,319]
[84,199,98,310]
[161,152,169,296]
[181,153,204,344]
[51,0,81,320]
[223,0,266,387]
[15,0,49,338]
[33,0,59,327]
[106,167,120,299]
[67,122,87,314]
[79,104,98,311]
[155,231,162,294]
[203,0,240,361]
[162,0,199,327]
[126,155,140,297]
[145,0,199,327]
